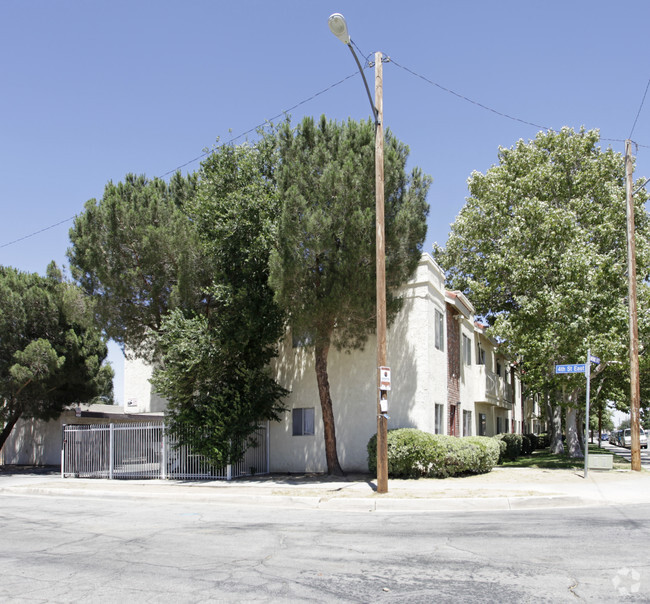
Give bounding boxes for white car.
[622,428,648,449]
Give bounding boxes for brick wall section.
[446,304,461,436]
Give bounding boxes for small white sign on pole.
[379,366,391,391]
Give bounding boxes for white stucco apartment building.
[3,254,539,471]
[266,253,529,473]
[121,253,534,473]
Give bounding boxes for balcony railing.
[483,369,513,409]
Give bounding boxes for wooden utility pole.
[375,51,388,494]
[625,139,642,471]
[327,15,388,492]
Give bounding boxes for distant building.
[0,404,163,466]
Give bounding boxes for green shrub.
[463,436,501,473]
[495,433,523,462]
[522,434,534,455]
[367,429,500,478]
[494,437,507,463]
[536,433,550,449]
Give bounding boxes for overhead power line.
[390,56,649,149]
[1,72,359,250]
[389,56,552,131]
[158,71,359,178]
[629,78,650,140]
[0,217,76,250]
[2,59,649,251]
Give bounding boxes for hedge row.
[367,429,549,477]
[493,433,547,463]
[367,429,501,478]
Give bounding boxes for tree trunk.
[566,406,583,458]
[314,341,344,476]
[598,406,602,442]
[550,402,564,454]
[545,389,553,440]
[577,408,584,449]
[0,410,22,453]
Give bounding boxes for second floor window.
[435,309,444,351]
[463,334,471,365]
[476,344,486,365]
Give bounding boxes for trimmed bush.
[536,433,550,449]
[367,428,500,478]
[494,437,507,463]
[495,433,523,462]
[522,433,538,455]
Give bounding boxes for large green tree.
[151,141,288,466]
[0,263,113,452]
[67,172,210,360]
[434,128,650,456]
[270,116,431,475]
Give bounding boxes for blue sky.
[2,1,649,405]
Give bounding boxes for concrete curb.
[3,465,649,512]
[0,482,602,512]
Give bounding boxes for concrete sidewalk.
[2,465,649,511]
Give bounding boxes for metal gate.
[61,422,269,480]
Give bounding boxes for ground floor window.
[463,410,472,436]
[478,413,487,436]
[434,403,444,434]
[496,416,502,435]
[292,408,315,436]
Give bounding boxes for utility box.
[588,454,613,470]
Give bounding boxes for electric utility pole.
[327,15,388,492]
[625,139,642,471]
[375,51,388,494]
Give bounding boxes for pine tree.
[270,116,430,474]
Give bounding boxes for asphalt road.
[1,492,649,603]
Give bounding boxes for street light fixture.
[328,13,388,494]
[328,14,379,125]
[327,13,350,44]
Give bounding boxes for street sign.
[589,355,601,364]
[555,364,586,374]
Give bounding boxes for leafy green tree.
[435,128,650,456]
[0,263,113,452]
[67,172,210,360]
[151,141,288,466]
[618,417,631,430]
[270,116,431,474]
